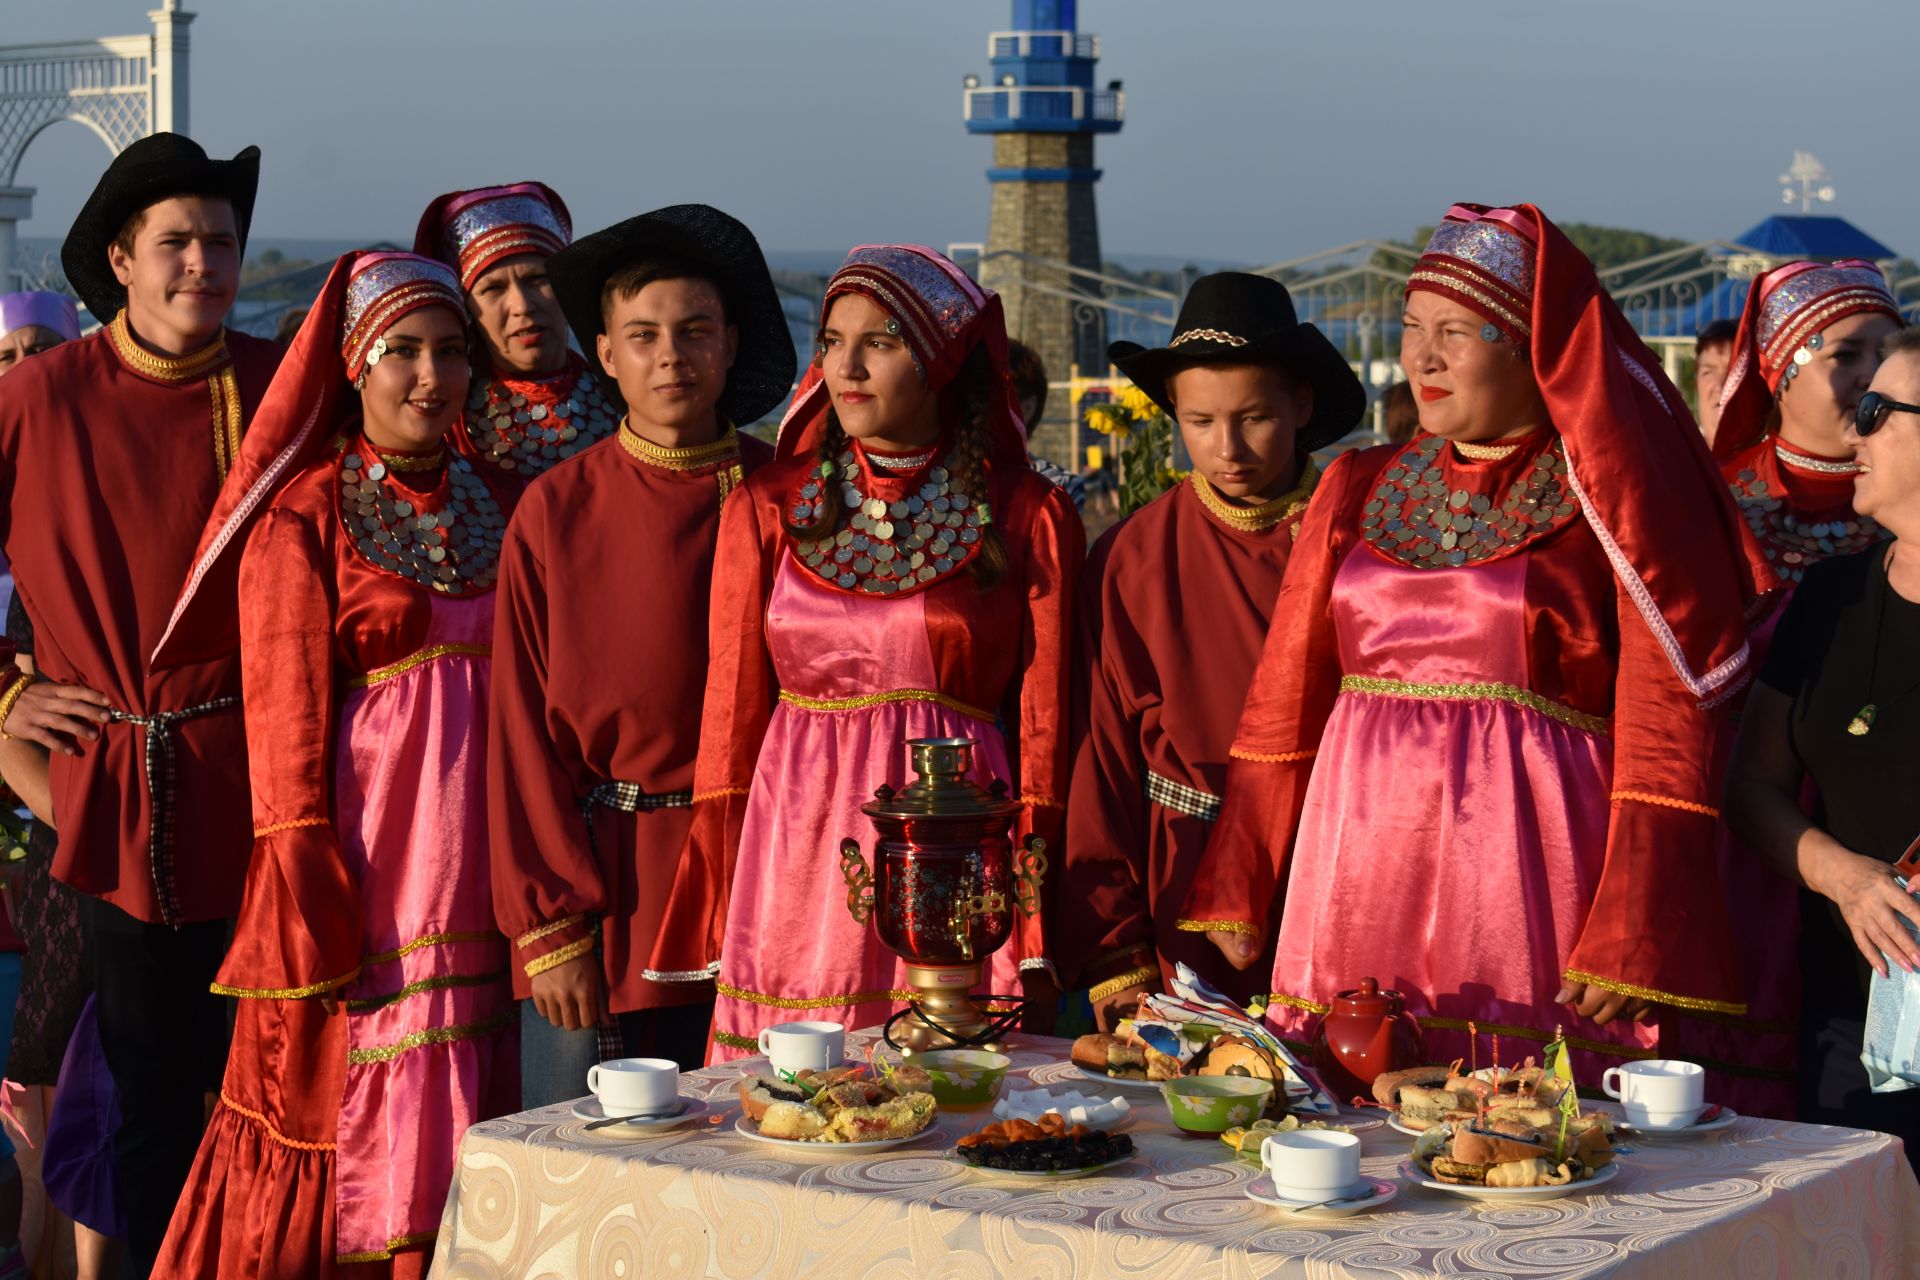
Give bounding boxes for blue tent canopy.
[1726,216,1896,262]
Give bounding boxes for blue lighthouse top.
[963,0,1123,136]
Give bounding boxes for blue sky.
[10,1,1917,263]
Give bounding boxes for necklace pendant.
[1848,704,1878,737]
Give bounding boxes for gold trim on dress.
[345,970,509,1013]
[693,786,751,804]
[1229,745,1317,763]
[1176,919,1257,936]
[712,1029,760,1051]
[209,967,361,1000]
[219,1092,336,1151]
[1416,1015,1658,1061]
[524,936,594,977]
[346,643,492,689]
[253,816,328,838]
[363,930,498,967]
[1266,991,1332,1016]
[778,688,995,723]
[715,980,916,1010]
[336,1231,438,1265]
[1561,968,1746,1016]
[345,1008,515,1065]
[1612,789,1719,818]
[514,913,587,950]
[1088,966,1158,1003]
[1337,675,1609,735]
[1189,460,1319,535]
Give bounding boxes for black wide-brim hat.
[60,133,261,324]
[549,204,797,428]
[1109,271,1365,453]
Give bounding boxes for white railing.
[963,85,1124,126]
[987,30,1098,60]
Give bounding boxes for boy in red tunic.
[488,206,796,1104]
[0,134,280,1276]
[1059,274,1364,1026]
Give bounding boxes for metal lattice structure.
[0,2,191,292]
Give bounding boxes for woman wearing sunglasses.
[1725,324,1920,1167]
[1663,262,1906,1118]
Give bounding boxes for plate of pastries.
[734,1064,938,1148]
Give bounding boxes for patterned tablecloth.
[430,1030,1920,1279]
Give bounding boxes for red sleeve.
[212,507,363,999]
[1563,575,1745,1013]
[1009,481,1085,980]
[1175,450,1358,937]
[488,510,598,985]
[648,482,778,977]
[1056,527,1156,987]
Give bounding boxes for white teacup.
[1602,1059,1705,1129]
[586,1057,679,1118]
[1262,1129,1362,1200]
[759,1020,845,1076]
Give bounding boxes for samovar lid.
[860,737,1021,820]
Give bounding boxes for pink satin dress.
[710,559,1023,1061]
[1265,547,1659,1067]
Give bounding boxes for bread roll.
[1450,1127,1551,1167]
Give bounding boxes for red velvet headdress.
[412,182,572,291]
[1712,258,1901,460]
[1417,203,1757,706]
[775,244,1028,469]
[151,251,464,669]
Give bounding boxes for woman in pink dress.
[154,252,517,1277]
[650,246,1082,1059]
[1181,205,1754,1085]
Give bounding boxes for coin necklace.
[465,364,619,475]
[789,447,984,595]
[1727,465,1878,586]
[1360,432,1579,569]
[338,447,503,595]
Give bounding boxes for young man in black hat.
[1054,272,1365,1028]
[0,133,280,1275]
[488,205,795,1103]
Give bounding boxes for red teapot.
[1309,977,1423,1102]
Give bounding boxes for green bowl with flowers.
[1161,1074,1275,1133]
[914,1050,1011,1110]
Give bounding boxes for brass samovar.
[840,737,1046,1053]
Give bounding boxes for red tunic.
[488,425,771,1009]
[1059,470,1315,1004]
[1181,435,1744,1042]
[0,315,279,924]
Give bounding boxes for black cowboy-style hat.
[549,204,797,428]
[60,133,261,324]
[1109,271,1366,453]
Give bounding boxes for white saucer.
[1388,1115,1428,1137]
[1246,1174,1396,1216]
[1615,1105,1737,1137]
[1073,1065,1166,1093]
[733,1113,933,1151]
[569,1096,708,1133]
[1398,1156,1620,1201]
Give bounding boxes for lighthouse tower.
[963,0,1122,425]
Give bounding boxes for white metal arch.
[0,2,192,291]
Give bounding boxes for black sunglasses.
[1856,391,1920,437]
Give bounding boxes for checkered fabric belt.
[579,781,698,1061]
[1144,769,1221,823]
[107,695,242,927]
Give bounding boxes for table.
[430,1031,1920,1279]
